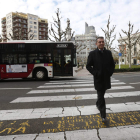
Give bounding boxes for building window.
[34,26,37,29]
[34,35,37,38]
[34,22,37,24]
[30,21,32,24]
[30,17,32,19]
[34,17,36,20]
[30,25,32,28]
[34,30,37,33]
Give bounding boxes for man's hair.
[96,36,104,43]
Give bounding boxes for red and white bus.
[0,40,77,80]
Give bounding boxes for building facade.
[118,32,140,65]
[1,12,48,42]
[75,22,97,64]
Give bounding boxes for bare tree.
[48,8,74,42]
[75,42,87,54]
[6,27,34,41]
[101,15,116,50]
[119,21,140,68]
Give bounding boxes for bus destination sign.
[56,44,68,48]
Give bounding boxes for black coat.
[86,48,115,90]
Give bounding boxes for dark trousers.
[96,90,106,118]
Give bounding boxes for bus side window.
[2,54,18,64]
[19,54,27,64]
[28,54,38,64]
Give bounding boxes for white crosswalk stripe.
[38,82,125,88]
[1,101,140,121]
[44,79,119,85]
[11,91,140,103]
[27,86,134,94]
[1,78,140,139]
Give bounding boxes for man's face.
[96,38,104,50]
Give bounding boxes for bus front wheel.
[34,69,47,80]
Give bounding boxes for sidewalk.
[75,67,92,77]
[76,67,140,77]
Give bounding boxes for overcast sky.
[0,0,140,47]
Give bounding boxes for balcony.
[13,24,19,27]
[13,19,21,23]
[1,19,6,23]
[39,29,46,32]
[39,33,46,36]
[2,32,6,36]
[3,37,7,40]
[39,25,48,28]
[12,15,27,20]
[2,24,6,27]
[2,28,6,32]
[13,24,22,27]
[39,36,47,39]
[22,26,27,28]
[14,29,19,32]
[15,33,19,37]
[22,30,27,33]
[21,21,27,24]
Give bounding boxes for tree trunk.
[125,55,126,65]
[129,47,131,68]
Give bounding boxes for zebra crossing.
[0,77,140,139]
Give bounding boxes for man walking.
[86,36,115,122]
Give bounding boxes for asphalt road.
[0,71,140,139]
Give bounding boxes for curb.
[76,66,83,72]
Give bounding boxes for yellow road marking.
[0,111,140,135]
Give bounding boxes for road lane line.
[0,88,32,90]
[10,91,140,103]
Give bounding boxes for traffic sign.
[119,53,122,56]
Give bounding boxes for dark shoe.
[102,117,106,122]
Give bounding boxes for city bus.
[0,40,77,80]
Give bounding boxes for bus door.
[53,49,72,76]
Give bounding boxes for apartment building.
[118,32,140,65]
[1,12,48,42]
[75,22,97,63]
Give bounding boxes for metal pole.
[119,56,120,69]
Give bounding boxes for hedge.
[114,68,140,72]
